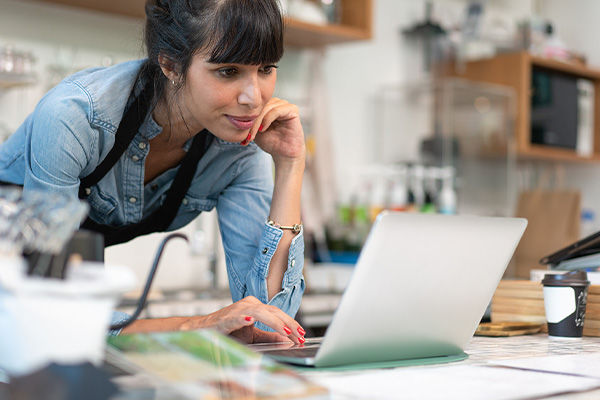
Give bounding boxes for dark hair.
[142,0,284,107]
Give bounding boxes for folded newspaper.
[107,329,330,400]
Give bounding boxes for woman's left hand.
[246,98,305,167]
[122,296,306,344]
[180,296,306,344]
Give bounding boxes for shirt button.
[151,184,158,191]
[291,259,296,267]
[129,197,137,203]
[138,142,147,150]
[182,198,189,205]
[262,247,268,254]
[131,154,140,161]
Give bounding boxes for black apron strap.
[146,130,211,231]
[79,82,153,198]
[81,130,213,246]
[0,181,24,188]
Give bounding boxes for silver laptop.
[251,211,527,368]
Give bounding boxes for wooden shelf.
[0,72,36,89]
[285,0,373,47]
[530,55,600,80]
[285,17,371,47]
[30,0,372,47]
[519,145,600,163]
[438,51,600,163]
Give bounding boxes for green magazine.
[108,329,329,400]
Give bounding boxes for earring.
[172,79,175,86]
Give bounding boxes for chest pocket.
[167,196,217,231]
[85,185,118,225]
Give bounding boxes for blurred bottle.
[353,203,371,251]
[369,171,388,223]
[526,15,546,56]
[543,22,568,61]
[320,0,342,24]
[406,165,425,213]
[389,165,408,212]
[325,205,346,252]
[346,184,370,252]
[438,166,457,215]
[421,167,438,213]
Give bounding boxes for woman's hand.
[245,98,305,168]
[181,296,306,344]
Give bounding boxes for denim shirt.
[0,59,305,330]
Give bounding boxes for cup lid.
[541,270,590,287]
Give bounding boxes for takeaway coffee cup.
[542,270,590,338]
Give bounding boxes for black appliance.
[530,67,579,149]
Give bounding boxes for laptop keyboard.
[259,341,321,358]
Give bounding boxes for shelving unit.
[438,51,600,163]
[31,0,373,47]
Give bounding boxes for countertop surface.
[301,334,600,399]
[5,333,600,399]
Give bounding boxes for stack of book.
[491,280,600,337]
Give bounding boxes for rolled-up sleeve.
[246,222,305,319]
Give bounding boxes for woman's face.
[178,52,278,143]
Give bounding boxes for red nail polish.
[245,316,252,322]
[240,140,248,146]
[259,124,264,132]
[283,326,292,335]
[297,327,306,336]
[298,336,306,344]
[246,133,252,141]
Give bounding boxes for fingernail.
[245,316,252,322]
[246,133,252,141]
[259,124,264,132]
[283,326,292,335]
[240,140,248,146]
[299,336,306,344]
[297,327,306,336]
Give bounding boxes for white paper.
[306,365,600,400]
[490,353,600,379]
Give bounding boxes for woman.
[0,0,306,344]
